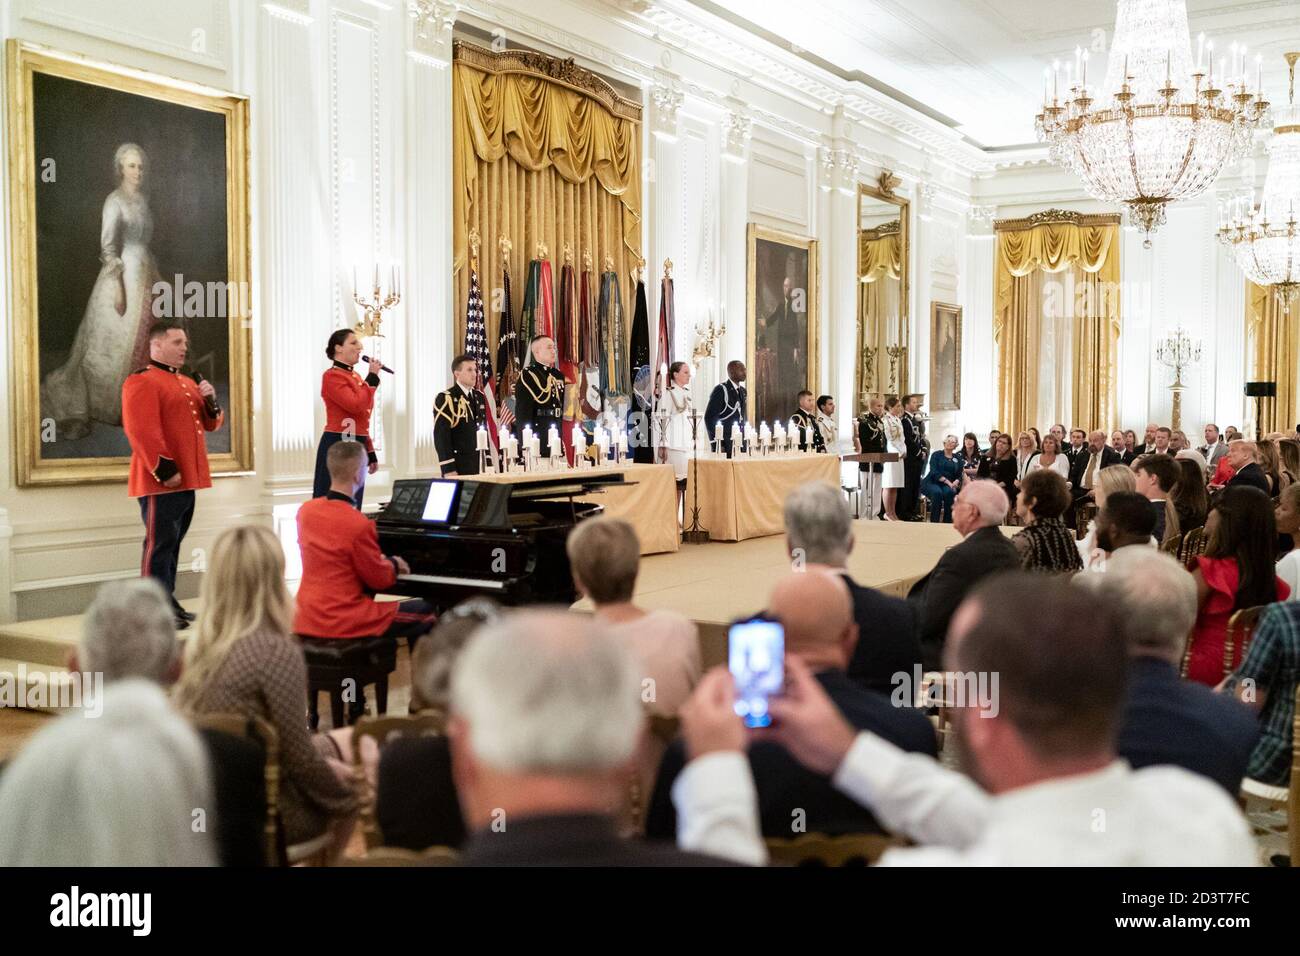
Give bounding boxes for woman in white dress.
[41,143,158,439]
[1026,433,1070,482]
[655,361,694,519]
[881,395,906,521]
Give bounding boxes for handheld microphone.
[189,370,221,417]
[362,355,395,375]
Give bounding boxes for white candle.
[714,422,724,443]
[476,426,488,452]
[1196,32,1205,74]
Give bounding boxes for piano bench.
[298,635,399,730]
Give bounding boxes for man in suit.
[1199,424,1229,472]
[1068,430,1123,510]
[1065,428,1088,463]
[450,610,735,866]
[900,393,927,520]
[783,481,920,694]
[646,570,937,841]
[788,390,826,453]
[704,360,747,457]
[1134,423,1159,456]
[514,335,566,458]
[1223,440,1272,495]
[1133,454,1179,544]
[1091,549,1260,795]
[433,354,488,476]
[908,479,1020,670]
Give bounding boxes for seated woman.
[956,432,983,485]
[1172,456,1209,536]
[977,432,1017,514]
[1011,470,1083,573]
[1026,433,1069,482]
[174,524,360,857]
[1275,483,1300,594]
[920,435,962,522]
[1187,486,1291,686]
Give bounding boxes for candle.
[1256,54,1262,96]
[714,422,724,443]
[1166,49,1171,88]
[352,265,357,296]
[548,425,561,456]
[1052,59,1059,101]
[1081,49,1088,91]
[373,263,379,291]
[476,426,488,452]
[1196,32,1205,74]
[1073,46,1081,82]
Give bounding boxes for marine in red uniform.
[121,321,224,629]
[294,439,436,642]
[313,329,382,508]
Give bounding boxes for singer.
[121,321,224,630]
[314,329,382,508]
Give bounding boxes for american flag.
[464,266,503,455]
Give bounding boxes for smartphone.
[728,616,785,728]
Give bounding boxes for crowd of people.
[0,452,1294,867]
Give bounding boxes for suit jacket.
[908,525,1021,670]
[1226,462,1272,496]
[1118,657,1259,796]
[901,413,926,464]
[293,493,399,638]
[198,727,268,867]
[789,409,826,453]
[459,812,736,866]
[1067,445,1122,498]
[842,573,922,696]
[1149,498,1168,544]
[646,670,937,840]
[704,379,747,445]
[1199,441,1229,470]
[376,735,466,851]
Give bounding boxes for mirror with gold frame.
[855,177,909,416]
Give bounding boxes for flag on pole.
[557,262,579,462]
[598,269,626,398]
[655,271,675,389]
[629,271,653,464]
[495,261,519,431]
[464,263,499,466]
[578,260,602,420]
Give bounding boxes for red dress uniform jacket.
[122,362,224,497]
[322,364,378,458]
[293,496,399,638]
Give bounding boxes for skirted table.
[470,462,679,554]
[685,454,841,541]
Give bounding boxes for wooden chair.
[627,716,682,832]
[765,832,903,867]
[1160,531,1184,556]
[1178,526,1207,569]
[350,712,448,849]
[190,712,282,867]
[1075,500,1099,540]
[1240,685,1300,866]
[337,844,459,867]
[1223,606,1266,679]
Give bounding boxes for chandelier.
[1218,53,1300,314]
[1035,0,1268,247]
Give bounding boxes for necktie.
[1083,452,1098,489]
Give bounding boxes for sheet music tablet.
[421,479,458,523]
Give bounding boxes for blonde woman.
[1257,439,1289,496]
[1077,465,1141,571]
[174,524,358,856]
[881,396,906,520]
[1013,430,1039,485]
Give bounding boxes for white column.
[718,105,752,388]
[819,139,858,437]
[648,74,683,372]
[911,182,937,398]
[962,205,997,433]
[1119,226,1156,430]
[404,1,457,475]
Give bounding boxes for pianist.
[294,441,438,665]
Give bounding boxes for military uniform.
[789,408,826,453]
[514,361,565,457]
[704,379,747,457]
[433,382,487,476]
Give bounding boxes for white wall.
[0,0,980,620]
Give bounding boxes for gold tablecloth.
[685,454,841,541]
[470,463,679,554]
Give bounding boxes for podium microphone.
[188,370,221,417]
[362,355,395,375]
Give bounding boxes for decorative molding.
[968,204,998,225]
[453,40,642,121]
[262,0,313,26]
[721,107,752,161]
[650,77,684,137]
[408,0,457,64]
[861,219,900,240]
[818,146,859,193]
[18,0,232,71]
[917,181,938,219]
[994,208,1123,231]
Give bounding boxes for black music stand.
[683,410,710,544]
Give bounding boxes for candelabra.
[682,410,710,544]
[886,344,907,395]
[352,263,401,339]
[1155,327,1202,431]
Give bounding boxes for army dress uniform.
[121,359,224,618]
[789,408,826,453]
[514,361,565,458]
[433,382,487,476]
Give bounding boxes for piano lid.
[378,474,627,531]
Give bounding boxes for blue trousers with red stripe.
[139,490,195,610]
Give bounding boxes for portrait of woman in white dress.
[881,395,906,520]
[41,143,157,440]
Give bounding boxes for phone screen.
[728,618,784,728]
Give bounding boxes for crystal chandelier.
[1218,54,1300,314]
[1035,0,1268,247]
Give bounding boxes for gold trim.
[861,219,900,241]
[930,302,962,412]
[452,40,642,123]
[746,224,819,424]
[994,208,1122,232]
[855,182,910,415]
[7,40,253,487]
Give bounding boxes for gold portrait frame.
[6,41,252,486]
[746,223,819,424]
[854,178,910,415]
[930,302,962,412]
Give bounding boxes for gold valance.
[859,231,901,282]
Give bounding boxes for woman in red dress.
[1186,485,1289,685]
[313,330,382,508]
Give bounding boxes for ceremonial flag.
[578,263,602,421]
[629,274,653,463]
[654,273,675,391]
[495,261,518,431]
[598,269,626,398]
[464,265,499,466]
[557,262,579,462]
[519,257,555,363]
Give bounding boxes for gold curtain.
[994,218,1120,432]
[452,45,642,347]
[856,232,903,408]
[1247,282,1299,434]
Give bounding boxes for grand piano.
[374,472,626,612]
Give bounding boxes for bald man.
[645,570,937,840]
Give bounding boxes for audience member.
[1011,470,1083,573]
[908,480,1019,669]
[1067,430,1122,516]
[784,482,920,694]
[1066,428,1088,460]
[1222,440,1270,495]
[921,435,962,522]
[449,611,731,865]
[957,432,983,485]
[1121,430,1138,465]
[1133,454,1180,546]
[1077,466,1140,570]
[1257,438,1290,496]
[1171,456,1209,535]
[1087,491,1158,571]
[1027,433,1069,482]
[977,432,1017,508]
[1227,601,1300,790]
[1200,424,1229,470]
[1187,486,1291,686]
[646,570,936,841]
[1274,483,1300,594]
[1279,438,1300,491]
[1134,423,1158,456]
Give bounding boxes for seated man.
[1081,490,1158,572]
[1220,440,1270,495]
[1228,601,1300,792]
[669,574,1256,866]
[783,481,920,695]
[646,570,936,840]
[789,390,826,453]
[908,480,1019,670]
[1133,453,1179,545]
[1090,549,1259,795]
[449,610,734,865]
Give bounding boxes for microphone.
[362,355,395,375]
[189,370,221,418]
